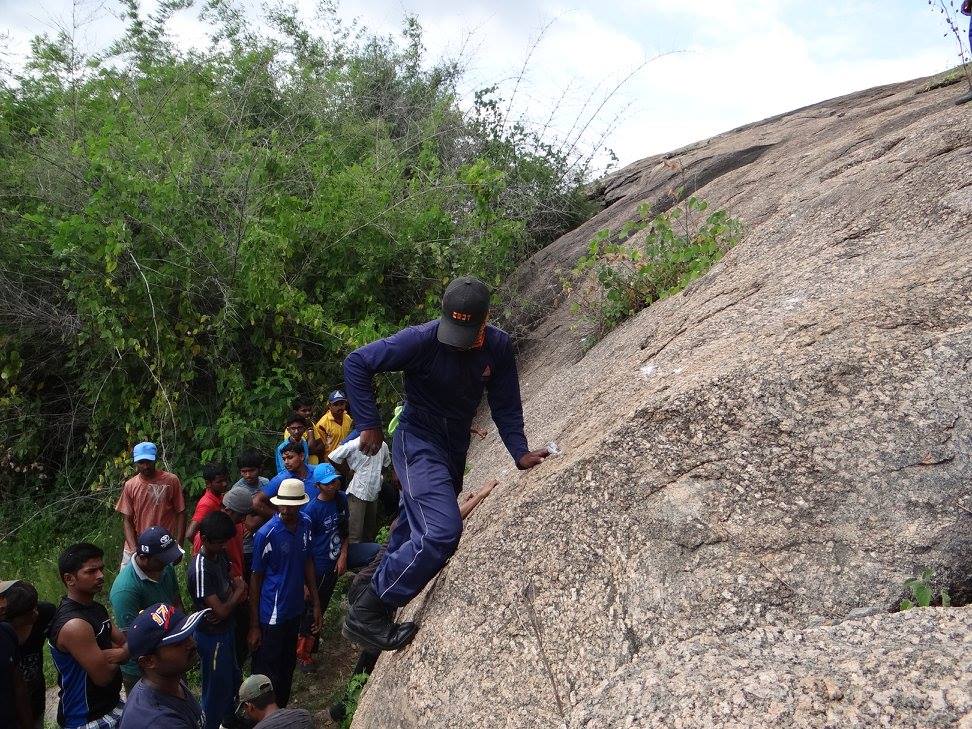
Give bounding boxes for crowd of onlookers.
[0,389,493,729]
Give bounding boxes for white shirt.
[328,437,391,502]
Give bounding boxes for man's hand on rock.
[517,448,549,470]
[359,427,384,456]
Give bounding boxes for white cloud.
[1,0,963,168]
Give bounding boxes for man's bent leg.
[347,542,381,570]
[197,628,239,729]
[372,429,463,608]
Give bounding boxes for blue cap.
[313,463,341,485]
[136,526,184,565]
[328,390,347,404]
[132,442,157,463]
[126,603,209,659]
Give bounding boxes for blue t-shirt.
[262,468,317,503]
[303,493,348,576]
[251,513,313,625]
[118,679,203,728]
[274,440,310,474]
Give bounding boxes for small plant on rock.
[340,672,371,728]
[567,192,741,342]
[900,568,952,610]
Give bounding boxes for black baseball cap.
[137,526,185,565]
[437,276,490,348]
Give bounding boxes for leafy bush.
[0,2,598,514]
[567,192,741,341]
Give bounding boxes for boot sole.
[342,622,417,652]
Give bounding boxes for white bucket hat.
[270,477,309,507]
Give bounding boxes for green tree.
[0,3,598,516]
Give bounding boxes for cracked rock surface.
[352,74,972,728]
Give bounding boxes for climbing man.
[341,275,549,651]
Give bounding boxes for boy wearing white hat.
[246,479,320,708]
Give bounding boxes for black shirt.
[16,601,55,721]
[0,622,19,727]
[188,551,233,635]
[118,679,203,728]
[49,597,123,727]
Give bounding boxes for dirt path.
[289,621,362,727]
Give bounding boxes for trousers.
[196,627,240,729]
[347,493,378,543]
[372,426,464,607]
[251,617,299,707]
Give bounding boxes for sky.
[1,0,968,170]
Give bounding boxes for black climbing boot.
[342,584,418,651]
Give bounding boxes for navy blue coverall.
[343,320,529,607]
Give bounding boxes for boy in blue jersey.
[342,276,549,651]
[295,464,380,672]
[253,443,316,521]
[273,416,312,473]
[48,543,128,729]
[188,512,247,729]
[247,479,320,708]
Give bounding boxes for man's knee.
[423,519,462,562]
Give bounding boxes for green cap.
[237,674,273,712]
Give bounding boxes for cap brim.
[315,476,341,485]
[270,492,310,506]
[437,317,479,348]
[161,608,210,646]
[0,580,19,595]
[156,542,185,565]
[236,677,274,715]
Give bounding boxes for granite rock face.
[352,74,972,728]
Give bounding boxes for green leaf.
[913,583,932,608]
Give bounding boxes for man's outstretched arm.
[486,337,548,469]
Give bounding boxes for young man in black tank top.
[49,543,128,729]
